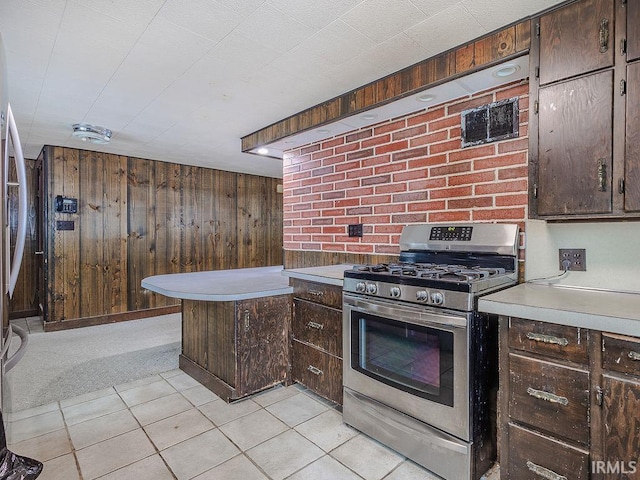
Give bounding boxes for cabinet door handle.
[527,387,569,406]
[244,310,250,331]
[307,321,324,330]
[307,365,323,376]
[526,460,568,480]
[628,351,640,361]
[599,18,609,53]
[526,332,569,347]
[597,159,607,191]
[307,290,324,297]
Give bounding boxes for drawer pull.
[307,321,324,330]
[628,351,640,361]
[526,332,569,347]
[307,365,323,376]
[526,460,567,480]
[307,290,324,297]
[527,387,569,406]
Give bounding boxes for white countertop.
[141,266,293,301]
[282,264,354,286]
[479,283,640,337]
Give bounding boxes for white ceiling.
[0,0,565,178]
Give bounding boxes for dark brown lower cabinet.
[291,279,343,405]
[179,295,291,402]
[500,317,640,480]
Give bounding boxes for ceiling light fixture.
[493,64,520,78]
[317,128,330,134]
[362,113,377,121]
[416,93,435,102]
[257,147,269,155]
[72,123,112,144]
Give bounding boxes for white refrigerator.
[0,32,43,479]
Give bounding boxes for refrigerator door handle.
[4,104,28,298]
[5,324,28,372]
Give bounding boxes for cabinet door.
[236,296,290,396]
[601,374,640,478]
[292,340,343,404]
[292,299,342,357]
[539,0,614,85]
[625,61,640,211]
[628,0,640,62]
[537,70,613,216]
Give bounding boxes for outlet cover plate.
[559,248,586,271]
[348,224,363,237]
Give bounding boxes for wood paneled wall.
[43,146,283,329]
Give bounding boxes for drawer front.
[293,299,342,357]
[292,279,343,309]
[509,353,590,445]
[508,423,590,480]
[292,340,343,405]
[602,333,640,377]
[509,317,588,364]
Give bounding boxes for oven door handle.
[343,294,468,329]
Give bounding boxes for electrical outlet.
[348,223,363,237]
[558,249,586,271]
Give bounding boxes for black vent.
[461,97,519,148]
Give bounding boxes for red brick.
[311,149,335,160]
[496,83,528,100]
[322,191,345,200]
[407,155,447,170]
[334,179,360,191]
[474,152,526,170]
[375,244,401,254]
[375,140,408,155]
[362,234,392,244]
[346,187,375,198]
[448,171,496,186]
[301,227,322,234]
[301,194,322,203]
[410,131,448,147]
[322,243,346,251]
[393,191,428,203]
[292,186,312,196]
[288,153,311,165]
[429,185,473,199]
[496,193,529,206]
[361,215,392,225]
[430,139,461,155]
[321,172,346,184]
[376,162,407,175]
[375,204,406,214]
[475,179,527,195]
[362,134,391,148]
[292,202,312,211]
[392,125,427,141]
[428,211,471,222]
[448,144,496,163]
[407,200,447,212]
[374,224,404,234]
[347,148,374,161]
[362,174,391,186]
[392,213,427,223]
[301,176,322,187]
[335,160,362,173]
[498,166,529,180]
[408,178,447,191]
[292,171,311,181]
[312,217,335,224]
[447,94,493,115]
[393,169,426,182]
[312,183,335,193]
[322,154,346,166]
[392,146,427,162]
[473,207,526,221]
[346,244,375,253]
[311,235,334,243]
[291,219,311,226]
[407,107,445,126]
[346,129,372,142]
[497,138,528,154]
[375,183,406,194]
[449,126,461,139]
[312,166,334,177]
[429,115,460,132]
[284,164,301,174]
[335,143,361,154]
[430,162,472,177]
[323,226,347,234]
[346,206,372,215]
[362,194,392,205]
[299,159,323,172]
[374,119,407,135]
[301,144,320,154]
[293,234,312,241]
[322,137,344,149]
[347,168,374,180]
[448,197,494,209]
[363,155,391,168]
[301,242,322,250]
[335,198,360,207]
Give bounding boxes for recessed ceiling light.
[416,93,435,102]
[72,123,112,144]
[494,64,520,78]
[317,128,330,134]
[362,113,377,121]
[284,140,294,144]
[257,147,269,155]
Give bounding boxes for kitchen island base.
[180,295,292,402]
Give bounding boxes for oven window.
[351,311,454,406]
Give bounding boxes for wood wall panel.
[283,249,397,269]
[43,146,283,329]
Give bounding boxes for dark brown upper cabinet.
[530,0,640,220]
[628,0,640,62]
[538,0,614,86]
[536,71,613,216]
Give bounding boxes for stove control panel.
[429,225,473,241]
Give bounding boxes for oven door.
[343,293,470,441]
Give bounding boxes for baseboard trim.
[179,354,236,402]
[43,305,182,332]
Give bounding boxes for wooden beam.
[241,19,531,152]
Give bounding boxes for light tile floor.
[6,370,500,480]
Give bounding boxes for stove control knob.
[389,287,401,298]
[355,282,366,293]
[416,290,429,302]
[366,283,377,294]
[431,292,444,305]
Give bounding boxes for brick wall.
[282,81,529,256]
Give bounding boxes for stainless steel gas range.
[342,223,519,480]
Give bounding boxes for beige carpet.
[5,313,181,412]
